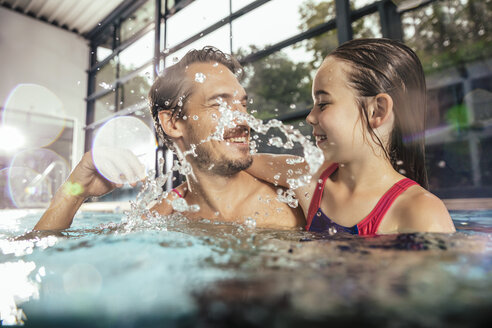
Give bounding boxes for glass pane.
[352,11,382,38]
[403,0,492,197]
[120,30,154,76]
[352,0,377,10]
[480,136,492,187]
[233,0,336,54]
[164,24,231,67]
[97,46,113,63]
[118,66,154,110]
[231,0,256,12]
[242,31,338,120]
[94,91,116,123]
[94,25,115,64]
[426,141,473,191]
[402,0,491,74]
[95,58,118,93]
[166,0,230,48]
[121,0,155,43]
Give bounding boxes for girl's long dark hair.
[330,38,429,188]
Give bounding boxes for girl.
[247,38,455,235]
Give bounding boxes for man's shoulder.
[149,183,187,216]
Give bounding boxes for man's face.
[176,62,252,176]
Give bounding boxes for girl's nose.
[306,108,318,126]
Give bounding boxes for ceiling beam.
[47,0,68,22]
[23,0,35,14]
[35,0,48,18]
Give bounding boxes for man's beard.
[186,126,253,176]
[192,142,253,176]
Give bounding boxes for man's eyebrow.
[207,93,248,102]
[207,93,233,102]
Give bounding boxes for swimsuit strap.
[306,163,339,230]
[171,188,183,198]
[357,178,418,235]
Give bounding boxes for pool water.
[1,210,491,327]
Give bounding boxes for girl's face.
[306,57,367,162]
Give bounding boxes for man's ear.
[369,93,394,129]
[158,110,183,138]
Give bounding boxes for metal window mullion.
[160,0,270,59]
[229,0,233,53]
[90,22,155,73]
[85,44,98,152]
[115,19,122,111]
[378,0,403,40]
[153,0,162,79]
[335,0,352,44]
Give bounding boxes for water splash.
[194,72,206,83]
[121,96,323,225]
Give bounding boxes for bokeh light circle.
[92,116,156,184]
[7,149,69,208]
[2,84,66,151]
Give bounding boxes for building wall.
[0,7,88,166]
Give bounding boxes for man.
[34,47,305,230]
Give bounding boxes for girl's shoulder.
[389,184,456,233]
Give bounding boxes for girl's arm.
[247,154,311,188]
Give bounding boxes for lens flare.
[2,84,66,150]
[7,149,69,208]
[92,116,156,184]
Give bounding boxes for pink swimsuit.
[306,164,418,235]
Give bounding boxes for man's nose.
[231,99,247,113]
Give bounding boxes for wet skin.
[153,62,305,229]
[303,57,455,233]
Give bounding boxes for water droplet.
[195,72,206,83]
[244,217,256,229]
[274,108,279,112]
[163,48,170,54]
[193,115,199,120]
[399,169,407,174]
[130,90,135,94]
[213,62,219,67]
[249,98,254,104]
[396,160,404,166]
[164,100,170,106]
[182,115,187,120]
[77,81,81,86]
[173,57,179,63]
[437,160,446,168]
[316,212,322,216]
[290,104,296,109]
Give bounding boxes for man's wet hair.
[148,46,243,149]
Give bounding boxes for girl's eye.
[317,102,331,110]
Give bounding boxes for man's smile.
[222,125,250,144]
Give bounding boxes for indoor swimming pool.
[1,209,491,327]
